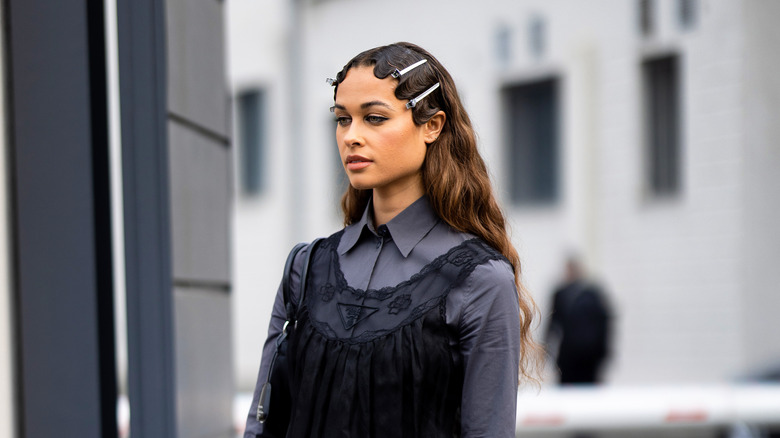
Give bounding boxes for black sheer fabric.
[286,232,506,437]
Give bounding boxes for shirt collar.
[338,200,374,255]
[338,195,440,258]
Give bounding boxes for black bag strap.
[289,238,321,321]
[281,242,306,321]
[281,237,322,323]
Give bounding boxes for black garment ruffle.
[285,233,505,437]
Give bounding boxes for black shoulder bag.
[257,238,321,437]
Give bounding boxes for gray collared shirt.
[246,196,521,437]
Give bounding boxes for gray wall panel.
[167,0,229,137]
[167,0,233,434]
[174,287,234,438]
[169,122,231,283]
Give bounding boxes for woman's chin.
[347,179,373,191]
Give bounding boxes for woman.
[245,42,539,438]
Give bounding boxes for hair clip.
[391,58,428,79]
[406,82,440,109]
[329,105,335,113]
[326,77,336,85]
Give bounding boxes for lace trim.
[304,231,508,344]
[327,231,504,301]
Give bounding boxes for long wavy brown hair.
[331,42,542,383]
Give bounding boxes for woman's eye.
[335,116,351,127]
[365,115,387,124]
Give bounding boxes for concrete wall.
[228,0,779,387]
[577,0,735,383]
[597,0,745,383]
[742,0,780,376]
[166,0,234,436]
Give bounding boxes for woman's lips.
[346,155,372,171]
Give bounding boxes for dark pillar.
[5,0,117,436]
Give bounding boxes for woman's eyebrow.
[330,100,393,112]
[332,101,394,112]
[361,100,392,110]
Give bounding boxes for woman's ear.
[423,111,446,144]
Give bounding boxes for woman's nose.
[342,122,364,147]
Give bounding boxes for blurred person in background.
[245,42,541,437]
[545,255,613,385]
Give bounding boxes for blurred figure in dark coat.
[545,256,612,384]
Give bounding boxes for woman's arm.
[243,245,307,437]
[458,259,521,438]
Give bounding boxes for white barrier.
[516,384,780,434]
[229,386,780,436]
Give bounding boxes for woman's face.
[333,66,436,200]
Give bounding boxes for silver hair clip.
[406,82,440,109]
[391,59,428,79]
[326,77,336,85]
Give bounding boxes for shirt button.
[376,239,381,249]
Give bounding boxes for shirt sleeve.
[458,259,521,438]
[243,245,307,437]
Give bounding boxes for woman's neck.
[371,184,424,228]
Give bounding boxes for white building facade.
[228,0,780,390]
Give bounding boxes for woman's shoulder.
[454,254,518,327]
[414,222,508,268]
[449,243,519,330]
[284,232,336,274]
[293,228,343,255]
[448,235,515,293]
[469,256,515,289]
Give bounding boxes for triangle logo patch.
[337,303,378,330]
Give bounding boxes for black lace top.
[284,231,506,437]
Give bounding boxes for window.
[639,0,655,37]
[528,15,546,59]
[495,24,511,66]
[642,55,681,196]
[237,89,266,195]
[503,78,560,205]
[678,0,697,30]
